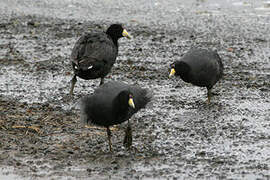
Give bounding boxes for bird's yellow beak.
[128,98,135,109]
[122,29,131,39]
[169,68,176,78]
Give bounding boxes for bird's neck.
[106,33,119,47]
[176,62,191,82]
[111,38,119,47]
[112,97,129,120]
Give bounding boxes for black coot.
[70,24,131,95]
[80,81,153,151]
[169,48,223,103]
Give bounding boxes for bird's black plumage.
[80,81,153,151]
[69,24,131,95]
[170,48,223,102]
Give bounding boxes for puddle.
[0,0,270,179]
[0,167,23,180]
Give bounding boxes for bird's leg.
[106,127,112,152]
[69,75,77,95]
[207,87,212,104]
[123,120,132,149]
[99,77,104,86]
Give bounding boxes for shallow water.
[1,0,270,179]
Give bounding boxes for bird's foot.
[69,75,77,95]
[123,125,132,149]
[207,92,220,104]
[107,127,113,152]
[62,94,74,103]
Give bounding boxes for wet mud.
[1,1,270,179]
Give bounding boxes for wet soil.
[1,1,270,179]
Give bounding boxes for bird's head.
[117,90,135,110]
[106,24,132,40]
[169,61,190,78]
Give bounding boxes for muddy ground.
[1,1,270,179]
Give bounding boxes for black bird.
[169,48,223,103]
[70,24,131,95]
[80,81,153,151]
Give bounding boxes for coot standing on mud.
[80,81,153,151]
[169,48,223,103]
[69,24,131,95]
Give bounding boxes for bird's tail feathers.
[79,96,91,125]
